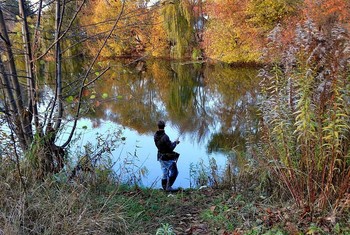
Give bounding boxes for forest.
[1,0,350,234]
[3,0,350,63]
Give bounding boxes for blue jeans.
[160,160,178,181]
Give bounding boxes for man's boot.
[161,179,168,190]
[168,175,177,187]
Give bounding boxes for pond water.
[54,59,260,189]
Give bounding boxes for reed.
[259,20,350,215]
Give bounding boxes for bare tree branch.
[61,0,126,148]
[34,0,86,62]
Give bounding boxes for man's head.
[157,120,165,129]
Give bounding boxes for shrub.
[259,20,350,215]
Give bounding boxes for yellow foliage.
[81,0,148,57]
[203,0,262,63]
[146,11,169,57]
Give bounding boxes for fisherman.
[154,120,180,192]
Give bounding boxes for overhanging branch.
[61,0,126,149]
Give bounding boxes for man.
[154,120,180,192]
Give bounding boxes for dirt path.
[171,200,209,234]
[156,188,220,235]
[124,187,235,234]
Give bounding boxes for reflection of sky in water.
[57,118,227,189]
[44,63,259,189]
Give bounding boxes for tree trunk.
[18,0,41,135]
[0,7,32,150]
[55,0,64,130]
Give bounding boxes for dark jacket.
[154,130,178,160]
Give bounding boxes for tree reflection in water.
[51,59,260,188]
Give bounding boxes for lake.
[53,59,260,189]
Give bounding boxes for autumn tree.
[160,0,194,59]
[81,0,153,58]
[246,0,302,32]
[302,0,350,30]
[0,0,126,179]
[146,5,169,57]
[203,0,262,63]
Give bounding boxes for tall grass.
[0,162,127,235]
[259,20,350,215]
[0,178,127,234]
[0,129,131,234]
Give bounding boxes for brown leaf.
[185,227,193,234]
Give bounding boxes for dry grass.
[0,164,127,235]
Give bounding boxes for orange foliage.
[303,0,350,28]
[146,10,169,57]
[203,0,263,63]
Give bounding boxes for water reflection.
[54,59,260,188]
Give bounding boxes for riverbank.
[1,174,349,234]
[119,186,350,234]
